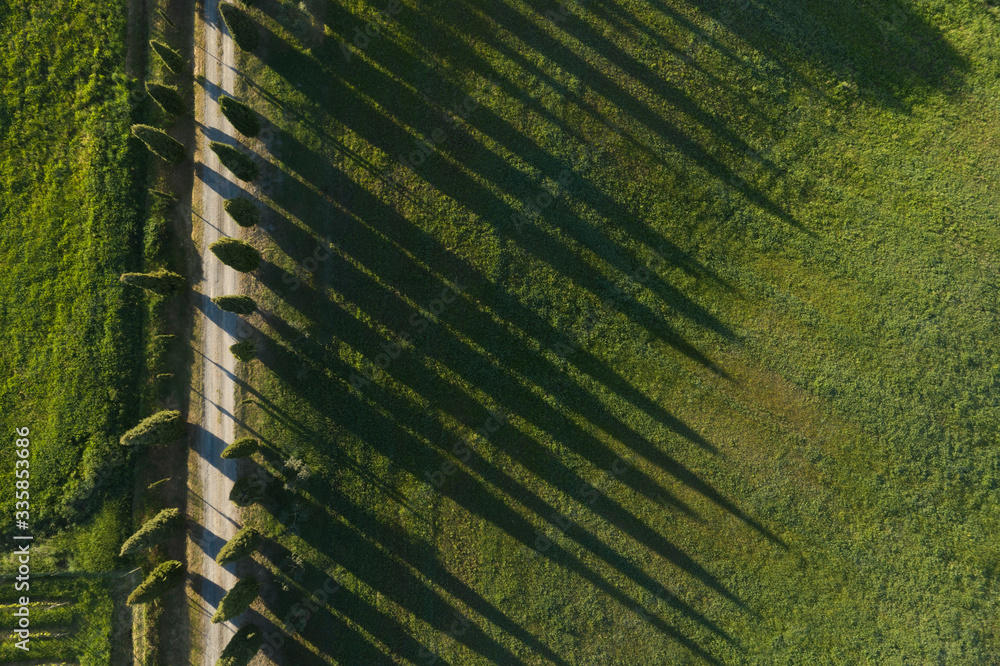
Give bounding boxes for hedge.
[230,341,256,362]
[127,560,184,605]
[209,237,260,272]
[215,526,261,566]
[220,4,259,51]
[211,576,260,623]
[217,623,263,666]
[150,39,185,74]
[219,96,260,138]
[146,82,185,116]
[223,197,260,227]
[120,410,185,448]
[132,124,186,164]
[119,268,185,295]
[120,508,183,557]
[213,295,256,315]
[221,437,258,459]
[209,141,258,181]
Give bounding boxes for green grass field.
[226,0,1000,662]
[0,0,152,660]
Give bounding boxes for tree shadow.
[677,0,967,109]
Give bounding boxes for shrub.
[230,341,256,362]
[120,410,185,448]
[127,560,184,605]
[230,477,263,506]
[223,197,260,227]
[131,124,186,164]
[211,576,260,623]
[220,4,259,51]
[217,623,263,666]
[119,508,183,557]
[221,437,259,459]
[119,268,185,295]
[215,526,261,565]
[213,295,256,315]
[219,97,260,138]
[150,40,185,74]
[146,82,185,116]
[209,237,260,272]
[209,142,258,181]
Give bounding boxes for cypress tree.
[132,124,186,164]
[209,237,260,272]
[213,295,256,315]
[230,341,256,362]
[215,526,261,566]
[221,437,259,459]
[223,197,260,227]
[146,82,185,116]
[209,142,258,182]
[217,623,263,666]
[219,96,260,138]
[127,560,184,605]
[220,4,259,51]
[119,268,185,295]
[120,410,185,448]
[211,577,260,623]
[120,508,183,557]
[150,40,185,74]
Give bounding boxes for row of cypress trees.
[123,9,270,665]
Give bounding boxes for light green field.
[228,0,1000,662]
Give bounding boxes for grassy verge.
[223,0,1000,663]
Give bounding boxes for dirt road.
[188,0,242,663]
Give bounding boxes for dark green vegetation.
[224,196,261,226]
[210,236,261,271]
[150,39,185,74]
[132,124,187,163]
[146,82,185,116]
[119,507,183,556]
[210,141,259,180]
[216,525,261,565]
[218,623,263,666]
[230,340,257,361]
[219,96,260,137]
[126,560,184,605]
[227,0,1000,663]
[214,294,257,314]
[120,267,186,295]
[220,3,259,52]
[211,576,260,623]
[221,436,259,459]
[119,410,185,448]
